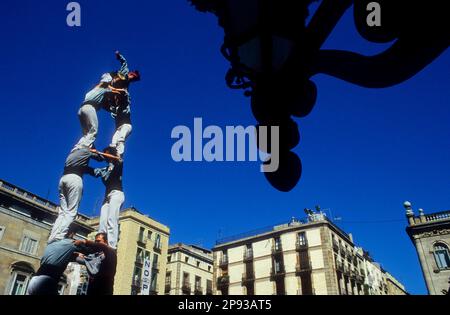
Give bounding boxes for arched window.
[434,243,450,270]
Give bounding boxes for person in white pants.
[48,146,103,243]
[108,51,140,158]
[75,53,131,151]
[96,153,124,250]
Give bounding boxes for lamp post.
[189,0,448,192]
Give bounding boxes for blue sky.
[1,0,449,294]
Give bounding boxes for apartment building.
[165,243,213,295]
[0,179,93,295]
[89,207,170,295]
[213,211,406,295]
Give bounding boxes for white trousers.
[48,174,83,243]
[76,104,98,149]
[110,124,132,157]
[99,190,124,249]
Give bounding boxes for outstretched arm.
[116,51,129,77]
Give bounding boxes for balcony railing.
[332,239,339,252]
[137,238,147,246]
[296,241,308,251]
[336,261,344,272]
[194,286,203,295]
[154,243,162,253]
[243,249,254,261]
[132,279,141,288]
[219,257,229,267]
[135,257,144,266]
[152,261,160,271]
[242,272,256,283]
[272,244,283,255]
[206,288,213,295]
[182,283,191,294]
[217,275,230,288]
[270,267,286,279]
[296,263,312,274]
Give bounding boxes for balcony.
[241,272,256,284]
[332,239,339,252]
[272,244,283,255]
[295,262,312,274]
[336,261,344,272]
[165,284,171,294]
[135,257,144,267]
[270,267,286,280]
[206,288,213,295]
[296,241,308,251]
[217,275,230,288]
[131,279,141,289]
[340,247,346,258]
[194,286,203,295]
[182,283,191,295]
[153,243,162,254]
[219,257,229,268]
[243,249,254,262]
[152,261,161,272]
[137,238,147,247]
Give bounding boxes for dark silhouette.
[189,0,449,192]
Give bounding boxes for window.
[0,226,5,241]
[185,256,189,263]
[195,276,202,291]
[298,232,307,246]
[138,227,145,243]
[208,266,212,272]
[153,254,159,270]
[147,230,152,240]
[168,255,172,263]
[9,272,30,295]
[197,261,201,268]
[206,280,213,295]
[434,243,450,270]
[165,272,172,286]
[154,234,161,249]
[274,237,282,251]
[20,235,38,255]
[136,248,144,264]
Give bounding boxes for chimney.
[348,233,354,243]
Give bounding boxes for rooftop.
[214,212,351,247]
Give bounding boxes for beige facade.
[385,272,407,295]
[405,202,450,295]
[213,212,406,295]
[89,208,170,295]
[165,243,213,295]
[0,179,93,295]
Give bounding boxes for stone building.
[89,207,170,295]
[404,201,450,295]
[0,179,93,295]
[165,243,213,295]
[212,210,406,295]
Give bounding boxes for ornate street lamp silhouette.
[189,0,448,192]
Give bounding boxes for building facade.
[213,212,406,295]
[404,201,450,295]
[165,243,213,295]
[89,207,170,295]
[0,179,93,295]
